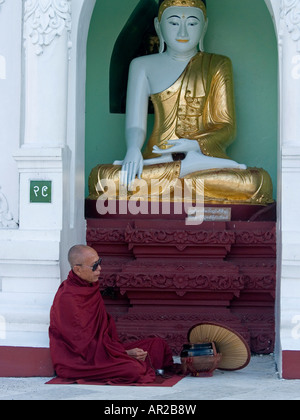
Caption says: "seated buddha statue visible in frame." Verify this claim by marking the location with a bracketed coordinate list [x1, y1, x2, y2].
[88, 0, 273, 205]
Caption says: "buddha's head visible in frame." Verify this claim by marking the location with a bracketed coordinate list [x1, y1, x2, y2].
[155, 0, 208, 53]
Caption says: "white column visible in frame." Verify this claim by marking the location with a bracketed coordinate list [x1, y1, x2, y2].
[15, 0, 72, 233]
[0, 0, 22, 225]
[15, 0, 72, 232]
[276, 0, 300, 376]
[280, 2, 300, 146]
[23, 0, 71, 147]
[0, 0, 72, 350]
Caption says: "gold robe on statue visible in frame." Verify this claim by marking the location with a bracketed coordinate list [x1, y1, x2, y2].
[88, 52, 273, 205]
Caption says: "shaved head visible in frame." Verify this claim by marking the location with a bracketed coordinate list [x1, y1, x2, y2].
[68, 245, 97, 268]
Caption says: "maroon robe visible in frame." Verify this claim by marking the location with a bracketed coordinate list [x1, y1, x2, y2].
[49, 270, 173, 384]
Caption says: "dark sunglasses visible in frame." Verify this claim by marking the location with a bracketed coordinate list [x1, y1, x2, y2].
[75, 257, 102, 272]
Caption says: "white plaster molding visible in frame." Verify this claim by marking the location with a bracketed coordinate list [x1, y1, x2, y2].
[14, 147, 66, 172]
[24, 0, 71, 56]
[280, 0, 300, 51]
[0, 187, 18, 229]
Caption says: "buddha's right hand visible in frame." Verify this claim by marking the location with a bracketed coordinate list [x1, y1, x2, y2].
[153, 139, 201, 154]
[120, 147, 143, 188]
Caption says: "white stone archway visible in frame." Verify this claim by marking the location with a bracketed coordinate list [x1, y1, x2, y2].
[77, 0, 300, 378]
[0, 0, 300, 378]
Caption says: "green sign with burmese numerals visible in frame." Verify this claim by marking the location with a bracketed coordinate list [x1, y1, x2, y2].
[30, 181, 52, 203]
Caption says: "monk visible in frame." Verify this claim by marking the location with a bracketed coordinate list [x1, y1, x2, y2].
[48, 245, 174, 384]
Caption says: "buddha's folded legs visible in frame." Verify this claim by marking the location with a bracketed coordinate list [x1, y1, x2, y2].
[184, 167, 274, 204]
[88, 163, 273, 205]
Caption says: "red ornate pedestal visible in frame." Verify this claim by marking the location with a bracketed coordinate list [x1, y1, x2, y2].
[86, 200, 276, 355]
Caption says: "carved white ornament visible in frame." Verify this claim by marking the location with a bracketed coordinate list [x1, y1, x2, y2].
[24, 0, 71, 56]
[0, 188, 17, 229]
[281, 0, 300, 51]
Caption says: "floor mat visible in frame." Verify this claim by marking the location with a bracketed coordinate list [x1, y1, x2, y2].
[46, 374, 184, 387]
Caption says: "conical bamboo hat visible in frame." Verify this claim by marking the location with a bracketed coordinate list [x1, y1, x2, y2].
[188, 322, 251, 371]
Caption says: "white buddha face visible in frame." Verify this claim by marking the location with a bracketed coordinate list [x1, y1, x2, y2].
[158, 6, 206, 53]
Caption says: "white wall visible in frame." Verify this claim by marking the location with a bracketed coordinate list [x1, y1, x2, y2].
[0, 0, 22, 224]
